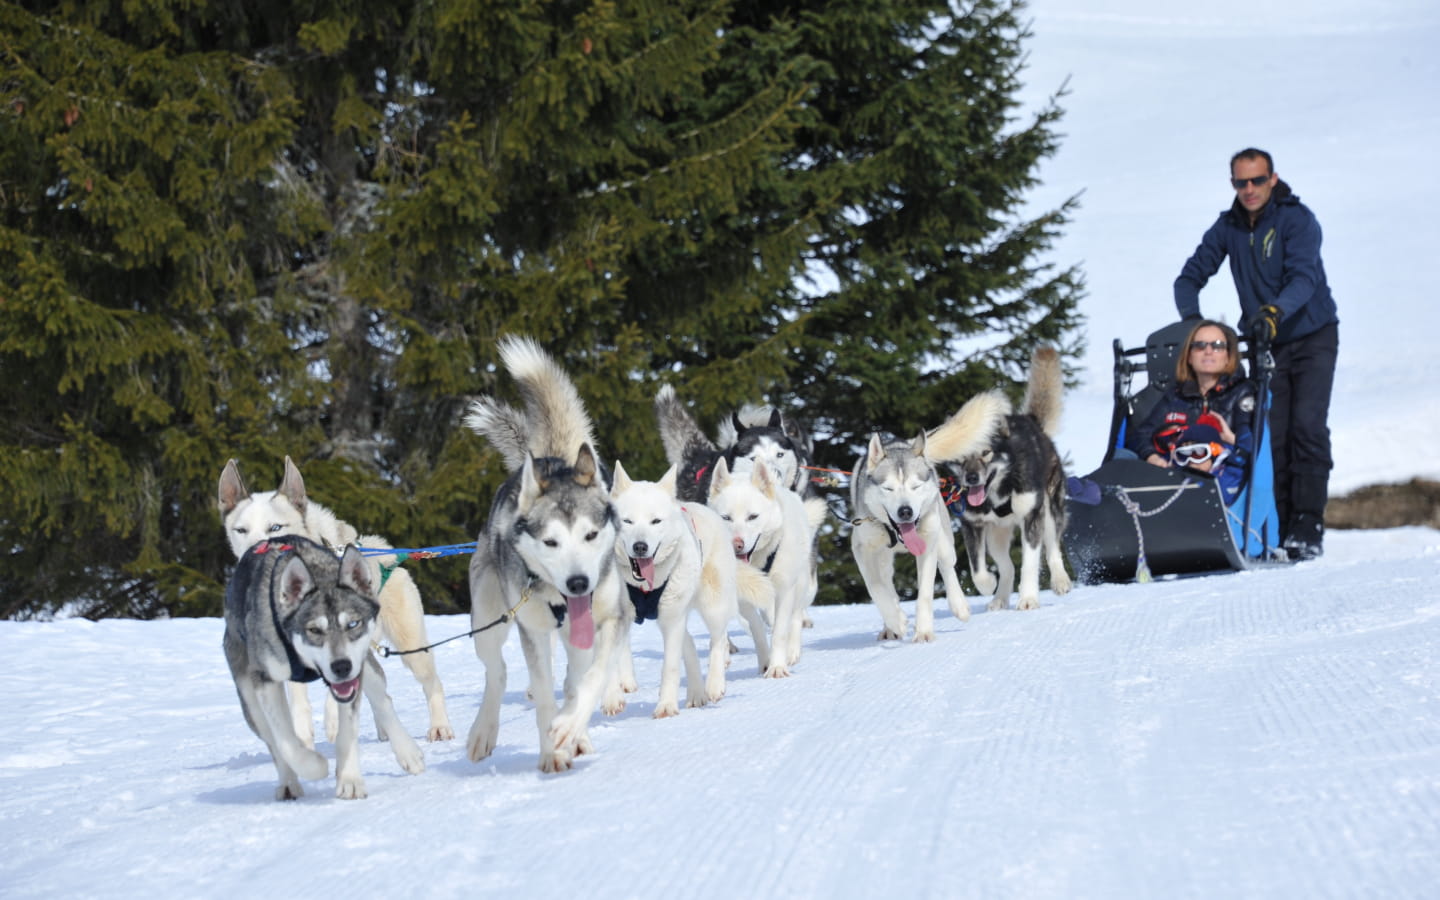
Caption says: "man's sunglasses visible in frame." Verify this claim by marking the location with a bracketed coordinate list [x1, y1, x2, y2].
[1190, 340, 1229, 352]
[1231, 175, 1271, 189]
[1171, 442, 1222, 466]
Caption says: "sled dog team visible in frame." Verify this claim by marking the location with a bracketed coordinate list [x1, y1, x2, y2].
[219, 336, 1071, 800]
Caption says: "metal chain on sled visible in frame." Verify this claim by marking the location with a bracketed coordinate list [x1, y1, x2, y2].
[1113, 482, 1193, 584]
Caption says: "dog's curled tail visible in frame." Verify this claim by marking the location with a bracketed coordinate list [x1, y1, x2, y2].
[1022, 345, 1065, 437]
[464, 396, 531, 472]
[654, 383, 717, 469]
[497, 334, 600, 462]
[925, 390, 1012, 462]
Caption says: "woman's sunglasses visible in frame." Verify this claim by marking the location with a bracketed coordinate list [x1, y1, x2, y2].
[1189, 340, 1229, 352]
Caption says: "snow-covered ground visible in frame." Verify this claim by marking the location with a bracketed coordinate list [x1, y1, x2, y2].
[3, 527, 1438, 898]
[4, 3, 1439, 898]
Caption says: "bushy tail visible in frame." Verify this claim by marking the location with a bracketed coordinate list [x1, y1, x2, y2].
[463, 397, 530, 471]
[465, 335, 598, 469]
[654, 384, 717, 469]
[735, 561, 775, 619]
[924, 390, 1011, 462]
[1022, 345, 1065, 437]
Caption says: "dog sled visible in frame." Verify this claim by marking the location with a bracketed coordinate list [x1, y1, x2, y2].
[1064, 320, 1288, 584]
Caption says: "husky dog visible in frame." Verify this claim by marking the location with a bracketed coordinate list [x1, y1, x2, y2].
[655, 384, 814, 502]
[223, 536, 425, 800]
[218, 457, 453, 744]
[463, 335, 627, 772]
[716, 402, 816, 496]
[609, 461, 775, 716]
[850, 431, 972, 642]
[940, 346, 1073, 611]
[705, 456, 823, 678]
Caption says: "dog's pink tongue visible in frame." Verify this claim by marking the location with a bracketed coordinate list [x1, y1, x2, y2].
[966, 485, 987, 507]
[897, 521, 927, 556]
[633, 556, 656, 589]
[566, 594, 595, 649]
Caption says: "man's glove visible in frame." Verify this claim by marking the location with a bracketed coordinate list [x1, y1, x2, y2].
[1249, 304, 1280, 347]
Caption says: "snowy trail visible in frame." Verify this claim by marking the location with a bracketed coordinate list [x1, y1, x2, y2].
[2, 528, 1438, 898]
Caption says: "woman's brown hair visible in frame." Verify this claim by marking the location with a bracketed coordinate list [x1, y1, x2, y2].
[1174, 319, 1240, 384]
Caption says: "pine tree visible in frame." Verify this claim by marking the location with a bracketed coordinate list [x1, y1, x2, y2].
[1, 0, 1081, 617]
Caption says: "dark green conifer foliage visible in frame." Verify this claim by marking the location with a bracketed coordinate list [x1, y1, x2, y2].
[1, 0, 1080, 618]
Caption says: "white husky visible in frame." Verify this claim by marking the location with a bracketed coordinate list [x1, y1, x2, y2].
[609, 462, 775, 716]
[218, 457, 453, 745]
[850, 431, 969, 642]
[706, 457, 823, 678]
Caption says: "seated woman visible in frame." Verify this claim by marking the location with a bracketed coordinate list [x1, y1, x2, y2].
[1124, 319, 1257, 504]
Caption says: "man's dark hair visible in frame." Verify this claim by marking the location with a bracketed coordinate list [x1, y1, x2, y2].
[1230, 147, 1274, 174]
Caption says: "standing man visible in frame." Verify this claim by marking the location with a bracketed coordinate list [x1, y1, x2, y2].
[1174, 147, 1338, 561]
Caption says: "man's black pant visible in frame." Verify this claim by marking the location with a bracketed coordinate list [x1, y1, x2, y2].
[1266, 322, 1338, 541]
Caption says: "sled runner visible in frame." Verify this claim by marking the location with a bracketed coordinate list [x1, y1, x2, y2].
[1064, 320, 1287, 584]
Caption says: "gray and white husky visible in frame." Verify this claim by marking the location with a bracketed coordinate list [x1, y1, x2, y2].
[609, 461, 775, 715]
[850, 431, 971, 642]
[218, 457, 454, 744]
[222, 536, 425, 800]
[939, 346, 1073, 611]
[463, 335, 627, 772]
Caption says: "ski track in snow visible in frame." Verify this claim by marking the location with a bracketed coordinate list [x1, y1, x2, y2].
[1, 529, 1438, 898]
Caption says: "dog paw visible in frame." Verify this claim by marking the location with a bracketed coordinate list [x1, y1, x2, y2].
[913, 630, 936, 643]
[393, 743, 425, 775]
[1017, 594, 1039, 611]
[538, 749, 574, 773]
[877, 627, 905, 641]
[275, 780, 304, 801]
[428, 723, 455, 742]
[705, 679, 726, 705]
[548, 712, 589, 757]
[653, 701, 681, 719]
[1051, 572, 1073, 595]
[762, 661, 792, 679]
[601, 696, 627, 717]
[465, 724, 498, 763]
[335, 777, 368, 800]
[620, 677, 639, 694]
[987, 597, 1010, 612]
[972, 572, 998, 595]
[948, 599, 972, 622]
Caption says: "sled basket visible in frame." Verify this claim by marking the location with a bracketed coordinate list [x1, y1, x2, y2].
[1064, 320, 1287, 584]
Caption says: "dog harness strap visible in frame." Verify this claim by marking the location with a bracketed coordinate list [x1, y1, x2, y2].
[626, 580, 668, 624]
[762, 548, 779, 574]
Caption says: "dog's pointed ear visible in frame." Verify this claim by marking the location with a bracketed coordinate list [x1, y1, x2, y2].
[518, 454, 546, 512]
[767, 408, 783, 429]
[708, 456, 732, 501]
[750, 459, 777, 498]
[912, 429, 928, 458]
[611, 459, 631, 494]
[278, 554, 315, 615]
[658, 465, 678, 497]
[218, 459, 249, 517]
[337, 545, 376, 599]
[865, 433, 886, 472]
[279, 456, 308, 515]
[572, 443, 600, 488]
[731, 410, 747, 434]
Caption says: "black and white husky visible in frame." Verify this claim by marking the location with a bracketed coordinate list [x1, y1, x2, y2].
[463, 335, 627, 772]
[938, 346, 1073, 611]
[654, 385, 815, 501]
[222, 536, 425, 800]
